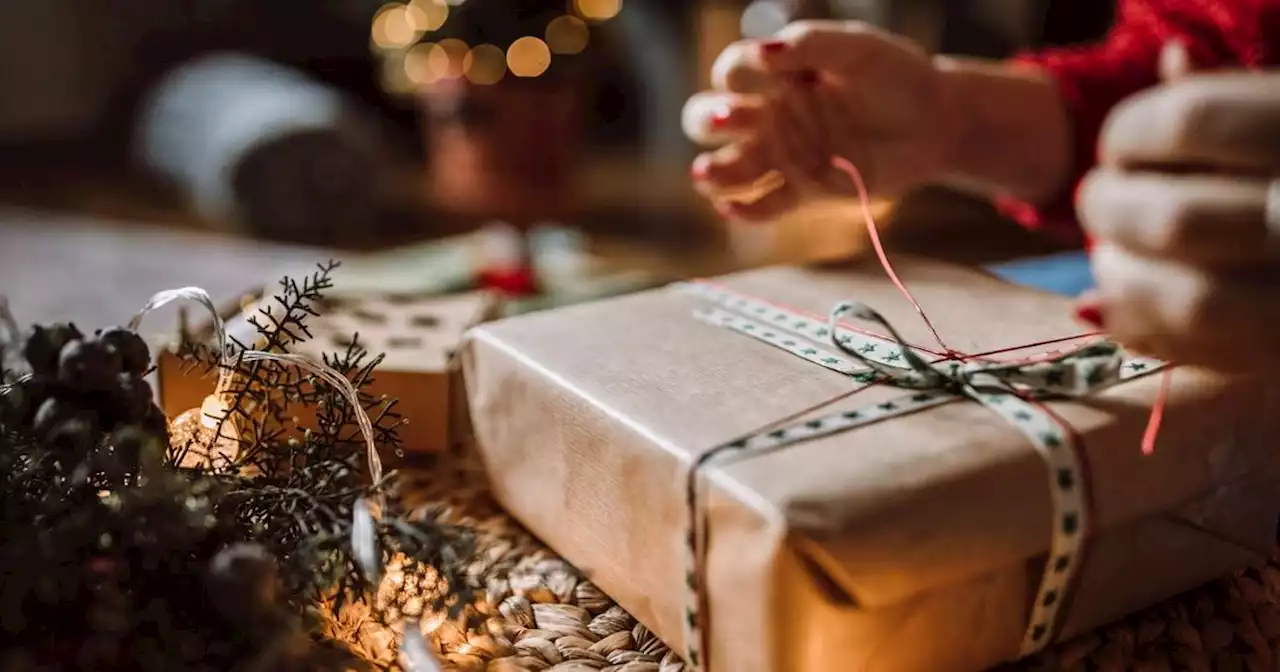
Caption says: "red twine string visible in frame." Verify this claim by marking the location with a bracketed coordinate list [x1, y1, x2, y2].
[1142, 370, 1173, 455]
[826, 155, 1169, 456]
[831, 156, 959, 358]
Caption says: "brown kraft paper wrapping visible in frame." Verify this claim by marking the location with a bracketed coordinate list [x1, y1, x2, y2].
[461, 257, 1280, 671]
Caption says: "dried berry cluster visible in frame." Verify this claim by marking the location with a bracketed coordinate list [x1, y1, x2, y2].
[0, 263, 474, 671]
[2, 324, 167, 486]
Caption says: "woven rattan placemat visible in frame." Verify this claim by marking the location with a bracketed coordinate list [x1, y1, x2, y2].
[367, 452, 1280, 672]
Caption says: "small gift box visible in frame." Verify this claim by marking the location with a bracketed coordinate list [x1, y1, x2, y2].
[461, 256, 1280, 671]
[157, 290, 497, 454]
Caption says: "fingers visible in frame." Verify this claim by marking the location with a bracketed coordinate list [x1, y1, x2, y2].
[1088, 242, 1280, 369]
[1077, 168, 1273, 264]
[711, 39, 775, 94]
[682, 91, 767, 146]
[767, 79, 828, 187]
[1088, 68, 1280, 370]
[717, 182, 801, 222]
[691, 139, 800, 222]
[692, 141, 791, 200]
[763, 20, 897, 75]
[710, 20, 890, 93]
[1101, 73, 1280, 172]
[692, 142, 767, 196]
[1157, 39, 1192, 83]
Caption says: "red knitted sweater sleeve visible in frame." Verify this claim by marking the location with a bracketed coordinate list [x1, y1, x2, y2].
[995, 0, 1265, 240]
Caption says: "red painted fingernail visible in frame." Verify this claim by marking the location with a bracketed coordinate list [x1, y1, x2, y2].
[690, 161, 709, 180]
[761, 40, 787, 54]
[793, 69, 820, 86]
[1074, 304, 1106, 329]
[715, 201, 740, 219]
[478, 266, 540, 296]
[709, 105, 733, 129]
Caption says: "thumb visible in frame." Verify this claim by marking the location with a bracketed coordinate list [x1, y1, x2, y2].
[1158, 39, 1194, 82]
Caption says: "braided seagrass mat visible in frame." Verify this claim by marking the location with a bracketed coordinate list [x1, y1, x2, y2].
[345, 448, 1280, 672]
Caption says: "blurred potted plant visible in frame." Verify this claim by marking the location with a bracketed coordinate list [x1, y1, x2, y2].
[374, 0, 610, 292]
[412, 1, 592, 219]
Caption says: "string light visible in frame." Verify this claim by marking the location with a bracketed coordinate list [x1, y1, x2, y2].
[404, 42, 439, 85]
[408, 0, 449, 31]
[381, 50, 416, 93]
[170, 392, 241, 469]
[573, 0, 623, 22]
[463, 44, 507, 85]
[506, 36, 551, 78]
[371, 3, 423, 50]
[403, 3, 430, 31]
[372, 0, 624, 87]
[545, 15, 590, 55]
[433, 38, 470, 79]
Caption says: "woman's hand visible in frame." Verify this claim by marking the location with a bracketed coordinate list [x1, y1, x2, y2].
[682, 21, 958, 221]
[1076, 71, 1280, 370]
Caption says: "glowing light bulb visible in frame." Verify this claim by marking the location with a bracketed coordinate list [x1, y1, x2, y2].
[371, 3, 422, 50]
[506, 37, 551, 78]
[420, 38, 470, 80]
[463, 44, 506, 85]
[546, 15, 589, 55]
[170, 394, 241, 469]
[405, 42, 440, 85]
[573, 0, 622, 21]
[382, 50, 416, 94]
[409, 0, 448, 30]
[403, 3, 430, 32]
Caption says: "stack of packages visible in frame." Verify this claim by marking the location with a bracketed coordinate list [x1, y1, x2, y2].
[460, 255, 1280, 670]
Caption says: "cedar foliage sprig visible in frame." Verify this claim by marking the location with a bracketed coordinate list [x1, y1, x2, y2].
[0, 263, 474, 670]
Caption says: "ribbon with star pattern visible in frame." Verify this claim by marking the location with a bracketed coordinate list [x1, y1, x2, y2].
[674, 279, 1164, 671]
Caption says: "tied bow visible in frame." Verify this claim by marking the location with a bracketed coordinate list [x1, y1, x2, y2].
[829, 300, 1129, 400]
[679, 284, 1166, 671]
[678, 153, 1169, 672]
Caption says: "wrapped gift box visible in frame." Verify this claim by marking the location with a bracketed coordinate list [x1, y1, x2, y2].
[461, 257, 1280, 671]
[157, 290, 497, 454]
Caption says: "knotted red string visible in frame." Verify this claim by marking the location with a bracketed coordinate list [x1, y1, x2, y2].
[827, 155, 1169, 455]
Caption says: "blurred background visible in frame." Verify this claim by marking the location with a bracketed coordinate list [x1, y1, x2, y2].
[0, 0, 1115, 324]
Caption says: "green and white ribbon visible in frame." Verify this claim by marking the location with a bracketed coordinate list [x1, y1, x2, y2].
[675, 280, 1164, 670]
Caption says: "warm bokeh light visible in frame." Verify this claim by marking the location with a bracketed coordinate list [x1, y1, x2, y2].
[573, 0, 622, 21]
[430, 38, 470, 79]
[371, 4, 421, 49]
[404, 42, 439, 85]
[381, 50, 415, 93]
[506, 36, 552, 78]
[545, 15, 590, 55]
[463, 44, 506, 85]
[403, 3, 430, 32]
[409, 0, 449, 31]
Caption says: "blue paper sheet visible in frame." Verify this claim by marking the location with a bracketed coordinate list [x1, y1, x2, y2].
[985, 250, 1094, 298]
